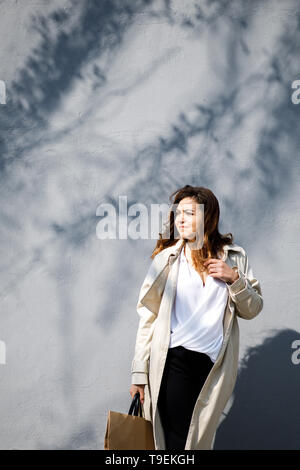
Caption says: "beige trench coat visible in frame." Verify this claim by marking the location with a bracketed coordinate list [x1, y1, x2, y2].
[131, 238, 263, 450]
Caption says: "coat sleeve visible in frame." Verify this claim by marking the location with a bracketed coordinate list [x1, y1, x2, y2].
[131, 258, 161, 385]
[226, 250, 263, 320]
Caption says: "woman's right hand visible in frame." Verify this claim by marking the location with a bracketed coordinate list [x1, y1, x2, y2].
[130, 384, 145, 404]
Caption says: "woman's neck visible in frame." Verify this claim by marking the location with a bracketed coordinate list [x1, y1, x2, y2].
[184, 240, 196, 258]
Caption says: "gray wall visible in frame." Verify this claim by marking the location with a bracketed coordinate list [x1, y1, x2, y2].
[0, 0, 299, 449]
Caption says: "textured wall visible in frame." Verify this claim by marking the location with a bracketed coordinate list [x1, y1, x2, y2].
[0, 0, 299, 449]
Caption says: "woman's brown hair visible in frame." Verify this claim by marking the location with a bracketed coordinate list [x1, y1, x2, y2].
[150, 185, 234, 275]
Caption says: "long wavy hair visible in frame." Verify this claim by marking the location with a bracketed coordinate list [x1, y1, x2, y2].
[151, 185, 234, 275]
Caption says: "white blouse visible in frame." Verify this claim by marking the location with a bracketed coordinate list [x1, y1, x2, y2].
[169, 247, 228, 363]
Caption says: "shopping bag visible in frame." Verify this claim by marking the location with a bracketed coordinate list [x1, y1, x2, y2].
[104, 392, 155, 450]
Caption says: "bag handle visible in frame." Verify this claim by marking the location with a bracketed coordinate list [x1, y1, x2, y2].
[128, 392, 143, 417]
[128, 392, 142, 417]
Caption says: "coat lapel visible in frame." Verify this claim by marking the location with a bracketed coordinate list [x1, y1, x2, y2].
[140, 239, 184, 314]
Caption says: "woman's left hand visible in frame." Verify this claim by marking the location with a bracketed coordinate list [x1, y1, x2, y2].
[203, 258, 239, 284]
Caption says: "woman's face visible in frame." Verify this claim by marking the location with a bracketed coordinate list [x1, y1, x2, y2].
[174, 197, 204, 244]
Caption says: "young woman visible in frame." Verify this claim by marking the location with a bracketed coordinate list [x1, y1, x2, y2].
[129, 185, 263, 450]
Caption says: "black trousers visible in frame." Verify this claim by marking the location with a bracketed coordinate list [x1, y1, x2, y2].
[157, 345, 214, 450]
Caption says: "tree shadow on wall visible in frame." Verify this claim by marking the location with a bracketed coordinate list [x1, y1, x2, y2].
[214, 329, 300, 449]
[130, 2, 300, 252]
[0, 0, 155, 171]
